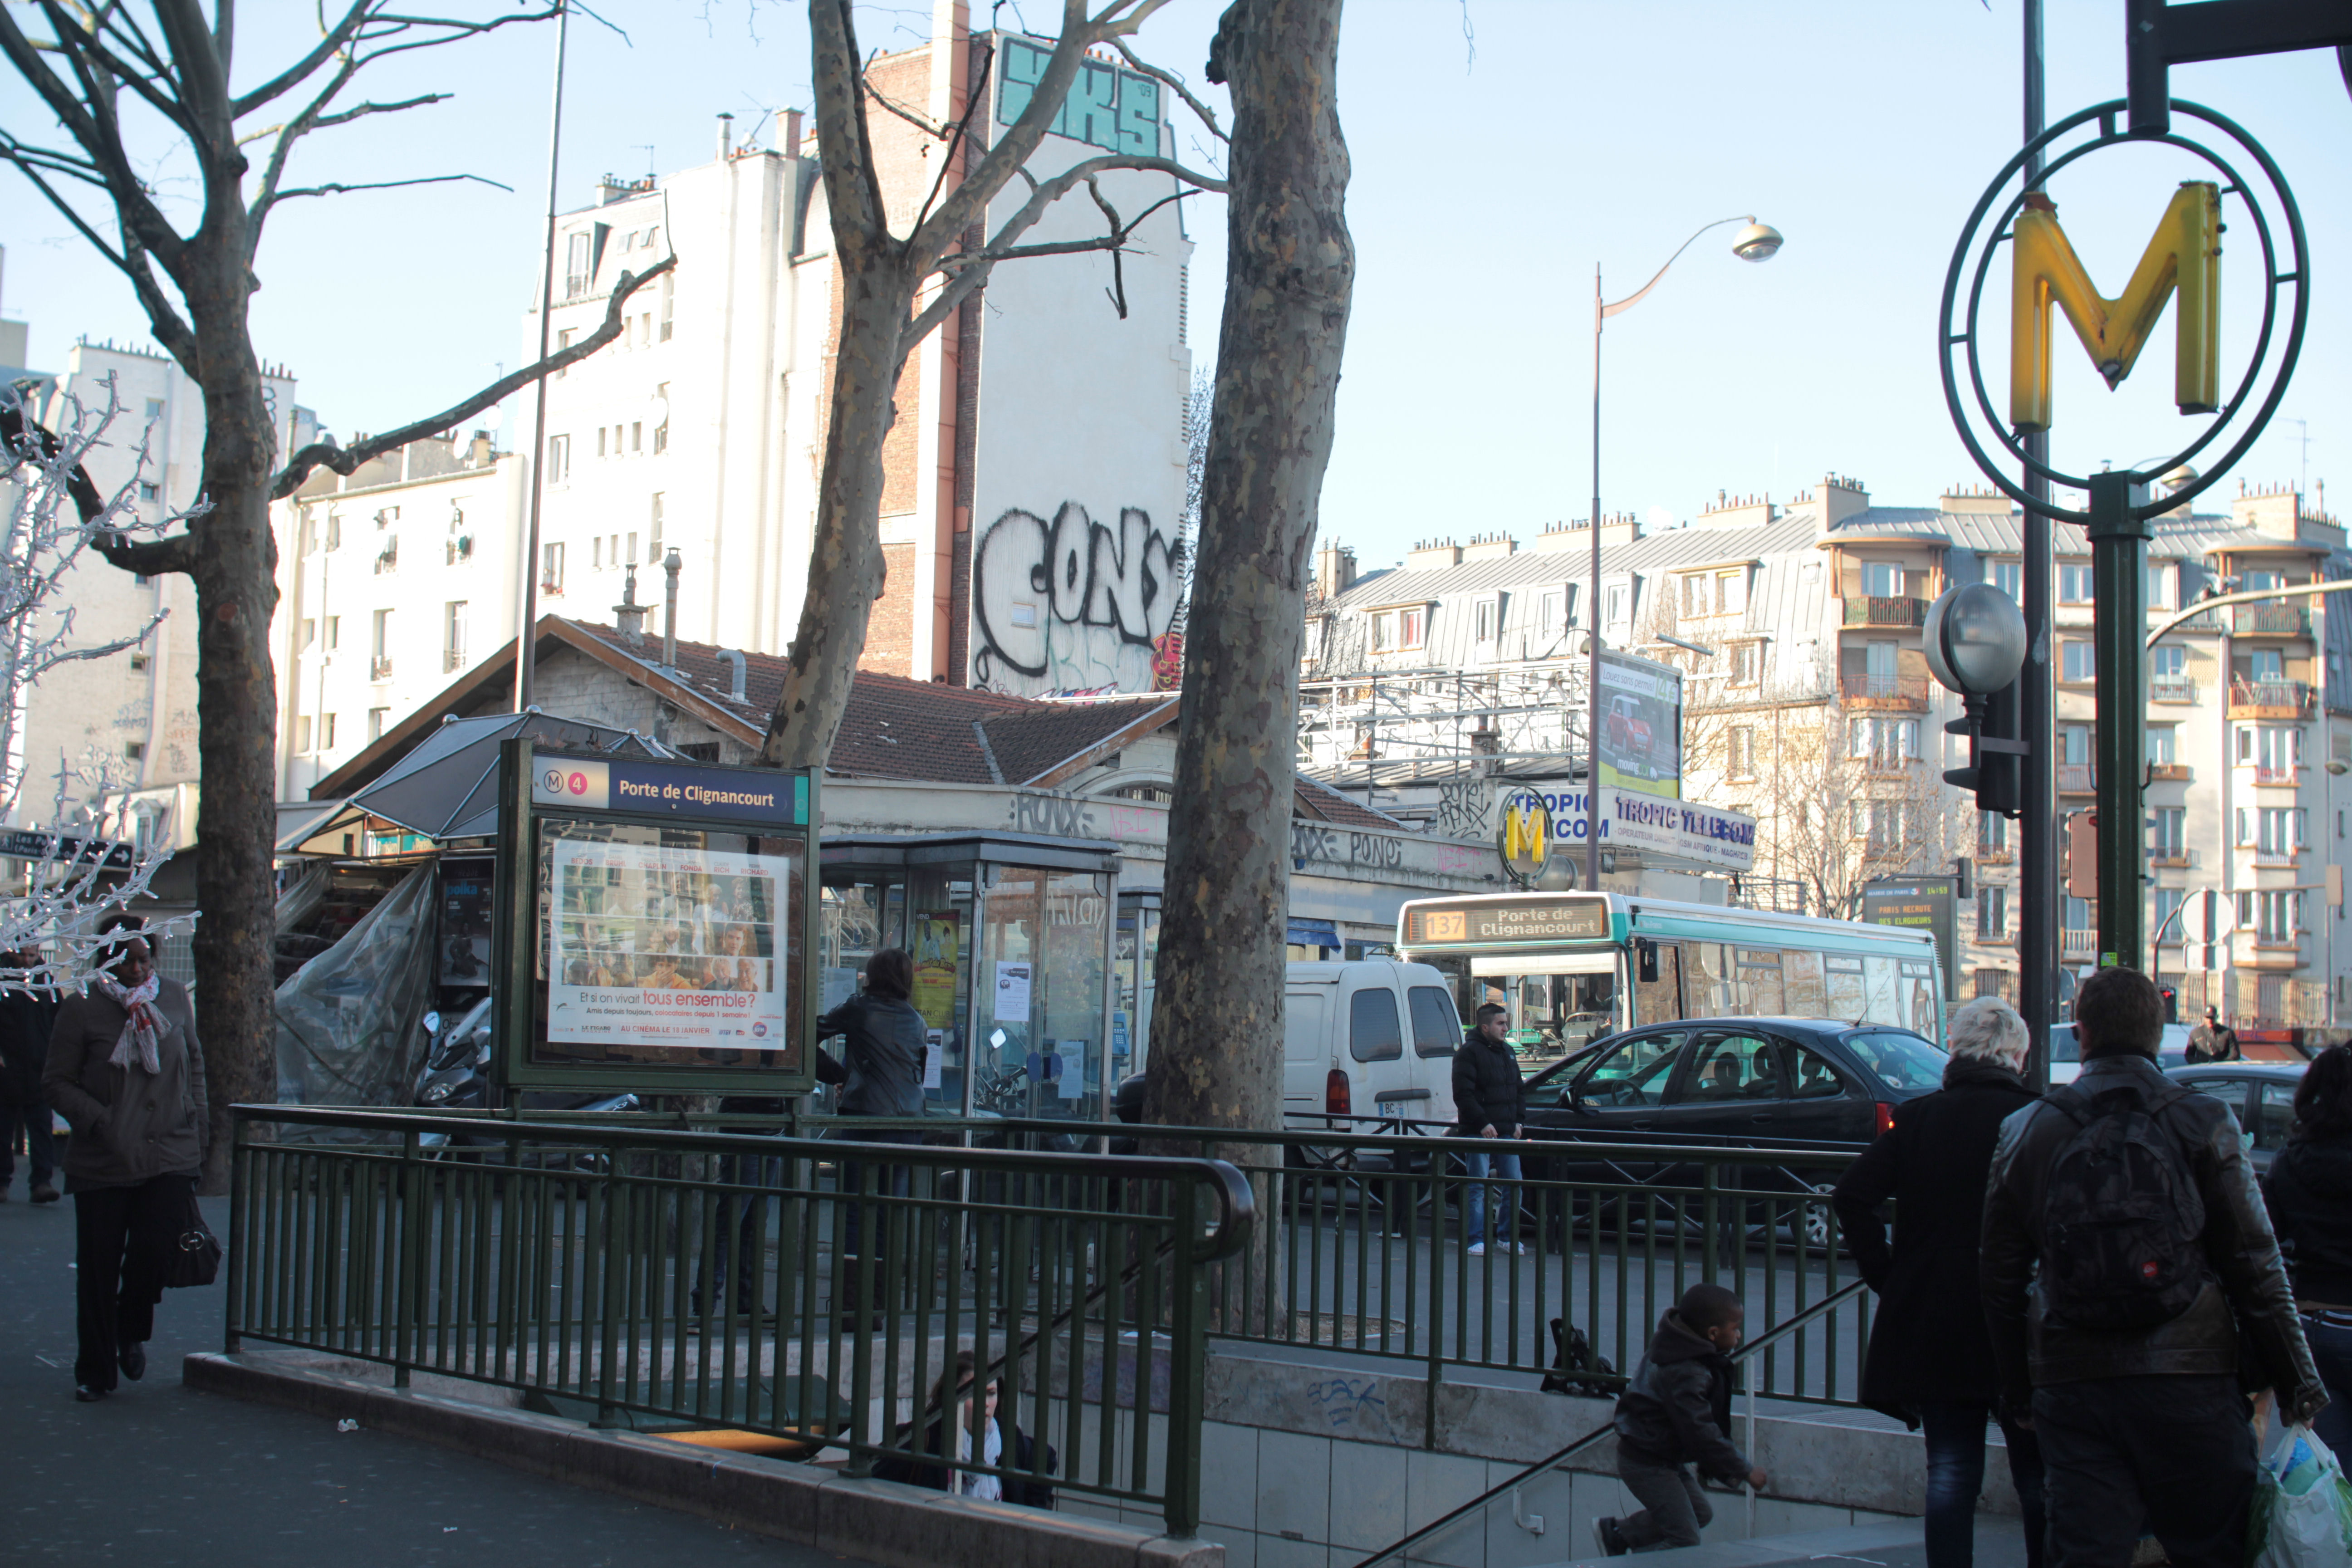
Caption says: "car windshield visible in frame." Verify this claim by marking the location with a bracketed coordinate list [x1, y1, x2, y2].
[1842, 1029, 1948, 1091]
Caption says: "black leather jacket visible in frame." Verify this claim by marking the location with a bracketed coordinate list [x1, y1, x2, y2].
[1611, 1311, 1749, 1484]
[1980, 1052, 2324, 1421]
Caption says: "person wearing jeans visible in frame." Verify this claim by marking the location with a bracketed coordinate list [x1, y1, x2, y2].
[2263, 1044, 2352, 1472]
[1451, 1003, 1526, 1257]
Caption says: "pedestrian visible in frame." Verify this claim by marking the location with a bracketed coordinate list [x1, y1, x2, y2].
[0, 946, 61, 1204]
[1831, 996, 2045, 1568]
[1452, 1001, 1526, 1257]
[2261, 1043, 2352, 1473]
[1982, 965, 2324, 1568]
[2185, 1005, 2240, 1064]
[41, 922, 206, 1402]
[817, 948, 927, 1317]
[1592, 1282, 1768, 1555]
[872, 1349, 1058, 1507]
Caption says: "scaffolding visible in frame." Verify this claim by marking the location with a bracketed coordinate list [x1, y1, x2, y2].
[1296, 659, 1596, 793]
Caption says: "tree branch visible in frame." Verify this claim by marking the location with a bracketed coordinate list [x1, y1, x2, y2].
[270, 255, 675, 499]
[228, 0, 377, 117]
[932, 186, 1197, 272]
[267, 170, 514, 204]
[1109, 38, 1226, 143]
[863, 71, 946, 140]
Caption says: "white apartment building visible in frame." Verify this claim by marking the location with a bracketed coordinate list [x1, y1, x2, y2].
[1303, 474, 2352, 1028]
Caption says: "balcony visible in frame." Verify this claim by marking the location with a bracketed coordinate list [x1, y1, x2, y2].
[1843, 596, 1927, 629]
[369, 655, 394, 681]
[2061, 930, 2100, 959]
[444, 648, 468, 673]
[2149, 854, 2190, 869]
[2251, 848, 2302, 867]
[2151, 675, 2200, 703]
[2147, 762, 2191, 782]
[2231, 603, 2310, 637]
[2251, 764, 2300, 786]
[1976, 844, 2015, 865]
[2230, 679, 2314, 717]
[1840, 672, 1929, 710]
[2058, 764, 2096, 794]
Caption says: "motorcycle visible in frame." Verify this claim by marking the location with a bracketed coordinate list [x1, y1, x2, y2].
[412, 995, 641, 1162]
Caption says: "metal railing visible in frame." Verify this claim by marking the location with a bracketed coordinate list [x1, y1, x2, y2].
[225, 1106, 1254, 1536]
[2152, 675, 2200, 702]
[2058, 763, 2096, 793]
[1841, 597, 1926, 628]
[1838, 672, 1928, 707]
[2233, 679, 2313, 712]
[2232, 604, 2310, 637]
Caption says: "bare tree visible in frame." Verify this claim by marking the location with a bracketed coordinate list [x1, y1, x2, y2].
[1145, 0, 1352, 1161]
[0, 1, 668, 1188]
[756, 0, 1226, 767]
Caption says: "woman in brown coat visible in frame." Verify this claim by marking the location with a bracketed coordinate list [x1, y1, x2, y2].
[41, 928, 205, 1401]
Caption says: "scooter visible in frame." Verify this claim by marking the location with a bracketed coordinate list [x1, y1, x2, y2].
[413, 995, 640, 1160]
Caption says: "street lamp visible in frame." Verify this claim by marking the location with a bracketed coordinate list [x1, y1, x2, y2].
[1585, 216, 1783, 891]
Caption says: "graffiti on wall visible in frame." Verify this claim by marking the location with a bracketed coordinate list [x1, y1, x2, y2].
[972, 502, 1186, 696]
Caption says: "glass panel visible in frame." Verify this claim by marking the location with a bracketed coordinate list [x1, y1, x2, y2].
[1824, 954, 1867, 1021]
[1861, 956, 1903, 1028]
[2257, 1082, 2298, 1150]
[1113, 901, 1159, 1088]
[1349, 988, 1403, 1062]
[974, 865, 1040, 1113]
[1578, 1032, 1683, 1107]
[907, 867, 973, 1111]
[1672, 1033, 1781, 1103]
[1740, 949, 1787, 1016]
[2187, 1077, 2250, 1136]
[1038, 868, 1108, 1117]
[1788, 1044, 1845, 1098]
[1408, 986, 1460, 1058]
[1842, 1030, 1948, 1092]
[1784, 950, 1827, 1016]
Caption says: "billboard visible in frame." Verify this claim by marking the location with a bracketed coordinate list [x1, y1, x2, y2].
[1861, 875, 1960, 1002]
[1595, 650, 1681, 799]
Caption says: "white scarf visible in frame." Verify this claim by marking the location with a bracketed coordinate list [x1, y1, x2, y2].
[952, 1414, 1004, 1500]
[95, 973, 165, 1075]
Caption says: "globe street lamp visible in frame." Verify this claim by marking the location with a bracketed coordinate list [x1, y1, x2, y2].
[1586, 216, 1783, 891]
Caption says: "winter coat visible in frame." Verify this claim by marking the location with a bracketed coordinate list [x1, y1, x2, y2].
[0, 988, 56, 1106]
[2186, 1023, 2240, 1064]
[1830, 1055, 2039, 1423]
[1981, 1051, 2323, 1418]
[42, 978, 206, 1191]
[1452, 1030, 1526, 1137]
[816, 992, 927, 1118]
[1611, 1310, 1750, 1485]
[871, 1415, 1057, 1508]
[2265, 1128, 2352, 1307]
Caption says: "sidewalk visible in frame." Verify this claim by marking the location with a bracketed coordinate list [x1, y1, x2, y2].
[1538, 1515, 2032, 1568]
[0, 1188, 864, 1566]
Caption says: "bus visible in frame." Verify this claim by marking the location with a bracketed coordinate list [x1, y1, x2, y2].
[1396, 892, 1946, 1079]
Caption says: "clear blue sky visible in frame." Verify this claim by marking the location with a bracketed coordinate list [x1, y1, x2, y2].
[3, 1, 2345, 571]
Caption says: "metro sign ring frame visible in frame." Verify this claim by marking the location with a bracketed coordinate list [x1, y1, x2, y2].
[1938, 98, 2308, 525]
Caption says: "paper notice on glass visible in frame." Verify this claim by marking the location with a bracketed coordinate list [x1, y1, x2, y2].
[923, 1029, 944, 1090]
[1055, 1040, 1086, 1099]
[992, 961, 1032, 1022]
[821, 966, 859, 1015]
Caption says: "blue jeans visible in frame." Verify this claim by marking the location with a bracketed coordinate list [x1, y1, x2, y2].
[1464, 1146, 1521, 1246]
[1919, 1401, 2045, 1568]
[2303, 1315, 2352, 1475]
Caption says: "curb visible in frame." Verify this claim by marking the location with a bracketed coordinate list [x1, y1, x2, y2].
[183, 1352, 1218, 1568]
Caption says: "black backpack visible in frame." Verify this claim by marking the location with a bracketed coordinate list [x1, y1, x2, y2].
[2037, 1083, 2208, 1332]
[1539, 1317, 1617, 1397]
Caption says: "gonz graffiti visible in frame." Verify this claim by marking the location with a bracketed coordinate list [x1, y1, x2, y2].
[972, 502, 1186, 693]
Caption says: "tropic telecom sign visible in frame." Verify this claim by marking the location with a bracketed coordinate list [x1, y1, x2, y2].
[1503, 780, 1755, 873]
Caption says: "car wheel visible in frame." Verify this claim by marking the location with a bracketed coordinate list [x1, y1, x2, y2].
[1794, 1182, 1838, 1252]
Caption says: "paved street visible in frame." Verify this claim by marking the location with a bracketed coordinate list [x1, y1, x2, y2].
[0, 1188, 871, 1567]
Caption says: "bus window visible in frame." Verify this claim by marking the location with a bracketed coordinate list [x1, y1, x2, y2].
[1784, 950, 1826, 1016]
[1690, 943, 1729, 1016]
[1825, 954, 1867, 1021]
[1862, 956, 1903, 1029]
[1739, 949, 1786, 1015]
[1901, 960, 1938, 1038]
[1635, 941, 1684, 1025]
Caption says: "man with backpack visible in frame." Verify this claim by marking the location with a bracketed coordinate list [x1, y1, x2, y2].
[1981, 965, 2325, 1567]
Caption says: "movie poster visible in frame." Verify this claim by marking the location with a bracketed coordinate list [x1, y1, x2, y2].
[544, 838, 791, 1050]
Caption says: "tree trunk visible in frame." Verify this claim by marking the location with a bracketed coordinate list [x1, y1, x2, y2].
[1146, 0, 1351, 1335]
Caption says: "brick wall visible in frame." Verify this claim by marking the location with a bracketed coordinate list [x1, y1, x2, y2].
[862, 542, 917, 676]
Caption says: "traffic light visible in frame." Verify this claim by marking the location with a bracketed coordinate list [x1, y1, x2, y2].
[1943, 677, 2025, 817]
[2065, 810, 2098, 900]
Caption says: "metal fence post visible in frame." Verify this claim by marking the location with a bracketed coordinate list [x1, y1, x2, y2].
[598, 1145, 627, 1424]
[225, 1113, 247, 1355]
[1164, 1173, 1208, 1540]
[397, 1129, 421, 1387]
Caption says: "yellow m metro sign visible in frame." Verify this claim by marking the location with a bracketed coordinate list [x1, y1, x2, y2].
[1498, 791, 1551, 882]
[2009, 182, 2220, 433]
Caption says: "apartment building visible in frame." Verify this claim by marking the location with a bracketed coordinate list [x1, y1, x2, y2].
[1302, 474, 2352, 1026]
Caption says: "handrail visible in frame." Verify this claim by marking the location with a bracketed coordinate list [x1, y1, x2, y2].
[1344, 1278, 1872, 1568]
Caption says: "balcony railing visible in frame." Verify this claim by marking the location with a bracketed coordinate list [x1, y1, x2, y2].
[2231, 679, 2314, 714]
[2253, 848, 2302, 867]
[2058, 763, 2096, 793]
[1840, 672, 1929, 709]
[444, 648, 468, 673]
[2061, 930, 2100, 958]
[2252, 764, 2300, 785]
[2147, 762, 2191, 782]
[369, 655, 394, 681]
[1842, 596, 1927, 628]
[2231, 603, 2310, 637]
[2151, 675, 2199, 703]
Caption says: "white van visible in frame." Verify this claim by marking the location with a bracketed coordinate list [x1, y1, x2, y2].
[1283, 960, 1462, 1129]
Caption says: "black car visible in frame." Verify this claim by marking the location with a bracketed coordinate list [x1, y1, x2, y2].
[1512, 1018, 1952, 1249]
[2165, 1061, 2309, 1176]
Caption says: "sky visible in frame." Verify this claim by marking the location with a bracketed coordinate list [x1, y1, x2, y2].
[2, 1, 2347, 576]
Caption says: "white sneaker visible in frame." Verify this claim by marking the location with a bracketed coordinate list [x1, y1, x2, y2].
[1511, 1242, 1530, 1256]
[1466, 1241, 1486, 1257]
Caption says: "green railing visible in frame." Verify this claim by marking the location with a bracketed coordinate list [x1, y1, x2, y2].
[225, 1106, 1254, 1536]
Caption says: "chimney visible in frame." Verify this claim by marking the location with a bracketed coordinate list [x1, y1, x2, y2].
[613, 563, 647, 647]
[715, 112, 735, 161]
[1315, 540, 1356, 600]
[717, 649, 747, 701]
[1817, 473, 1870, 528]
[662, 548, 682, 668]
[467, 429, 493, 467]
[783, 109, 804, 162]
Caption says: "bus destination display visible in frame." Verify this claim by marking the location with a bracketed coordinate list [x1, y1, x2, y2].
[1406, 897, 1610, 946]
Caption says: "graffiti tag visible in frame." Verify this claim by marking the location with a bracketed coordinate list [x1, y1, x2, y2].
[972, 502, 1186, 692]
[1290, 822, 1338, 866]
[1304, 1376, 1387, 1428]
[1010, 792, 1094, 838]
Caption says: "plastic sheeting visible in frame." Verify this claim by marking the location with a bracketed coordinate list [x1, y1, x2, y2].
[273, 865, 436, 1138]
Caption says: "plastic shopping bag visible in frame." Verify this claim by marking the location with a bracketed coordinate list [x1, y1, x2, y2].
[2250, 1423, 2352, 1568]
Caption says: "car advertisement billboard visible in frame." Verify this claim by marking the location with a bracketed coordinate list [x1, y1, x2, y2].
[1595, 650, 1681, 799]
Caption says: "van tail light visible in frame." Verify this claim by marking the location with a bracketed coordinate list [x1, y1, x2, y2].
[1874, 1102, 1896, 1138]
[1326, 1069, 1352, 1117]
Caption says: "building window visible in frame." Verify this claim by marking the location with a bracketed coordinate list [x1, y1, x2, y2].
[2238, 806, 2306, 854]
[631, 421, 642, 452]
[1981, 810, 2009, 851]
[1729, 642, 1760, 685]
[129, 652, 149, 672]
[1862, 561, 1905, 598]
[369, 707, 390, 741]
[1978, 885, 2008, 938]
[1474, 598, 1500, 644]
[2150, 808, 2185, 856]
[596, 427, 607, 458]
[2063, 724, 2092, 765]
[659, 273, 675, 341]
[124, 740, 145, 763]
[1682, 574, 1713, 616]
[542, 542, 566, 595]
[445, 601, 468, 671]
[2148, 724, 2176, 764]
[325, 514, 341, 551]
[2059, 563, 2093, 603]
[2153, 644, 2187, 681]
[2237, 890, 2304, 943]
[1605, 584, 1629, 625]
[564, 231, 591, 298]
[1372, 608, 1426, 652]
[319, 713, 337, 751]
[1992, 560, 2021, 599]
[299, 618, 316, 652]
[323, 616, 339, 651]
[554, 328, 575, 377]
[2238, 725, 2301, 773]
[1729, 726, 1756, 780]
[547, 434, 570, 482]
[627, 530, 639, 565]
[1850, 799, 1911, 851]
[2060, 640, 2095, 683]
[592, 535, 603, 569]
[649, 493, 665, 557]
[2063, 895, 2092, 931]
[2154, 887, 2186, 941]
[1717, 569, 1749, 615]
[371, 609, 394, 679]
[293, 715, 312, 754]
[2147, 561, 2176, 610]
[1848, 715, 1920, 768]
[608, 533, 621, 569]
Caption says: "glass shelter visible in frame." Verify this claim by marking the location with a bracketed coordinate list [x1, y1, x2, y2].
[819, 834, 1120, 1121]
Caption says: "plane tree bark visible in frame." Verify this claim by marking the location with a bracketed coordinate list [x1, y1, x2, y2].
[0, 1, 659, 1190]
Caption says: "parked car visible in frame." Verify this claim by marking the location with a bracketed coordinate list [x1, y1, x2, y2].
[2048, 1021, 2191, 1085]
[2166, 1060, 2310, 1176]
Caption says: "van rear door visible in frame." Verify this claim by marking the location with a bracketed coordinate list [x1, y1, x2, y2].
[1407, 983, 1461, 1128]
[1283, 987, 1333, 1116]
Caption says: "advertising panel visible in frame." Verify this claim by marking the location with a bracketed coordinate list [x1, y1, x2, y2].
[1491, 779, 1755, 871]
[1861, 875, 1959, 1002]
[544, 837, 791, 1051]
[1594, 651, 1682, 799]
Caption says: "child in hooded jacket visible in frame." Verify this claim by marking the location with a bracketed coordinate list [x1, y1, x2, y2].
[1592, 1283, 1769, 1554]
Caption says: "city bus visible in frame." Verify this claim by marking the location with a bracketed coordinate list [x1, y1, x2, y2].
[1396, 892, 1947, 1079]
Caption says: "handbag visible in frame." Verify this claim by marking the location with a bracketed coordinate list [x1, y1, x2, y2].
[159, 1184, 221, 1289]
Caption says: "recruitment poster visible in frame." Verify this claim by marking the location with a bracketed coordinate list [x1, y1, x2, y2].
[545, 838, 792, 1049]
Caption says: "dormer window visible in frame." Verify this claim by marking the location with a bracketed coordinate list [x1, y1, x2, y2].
[1474, 597, 1501, 644]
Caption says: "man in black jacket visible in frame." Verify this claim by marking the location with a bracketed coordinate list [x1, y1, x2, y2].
[1593, 1283, 1768, 1554]
[1982, 965, 2325, 1568]
[0, 950, 59, 1203]
[1451, 1003, 1525, 1256]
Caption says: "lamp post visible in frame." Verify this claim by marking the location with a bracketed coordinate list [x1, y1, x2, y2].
[1586, 216, 1783, 891]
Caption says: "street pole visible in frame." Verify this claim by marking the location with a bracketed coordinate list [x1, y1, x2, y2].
[2017, 0, 2059, 1088]
[1588, 265, 1604, 893]
[2091, 470, 2151, 970]
[513, 0, 570, 713]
